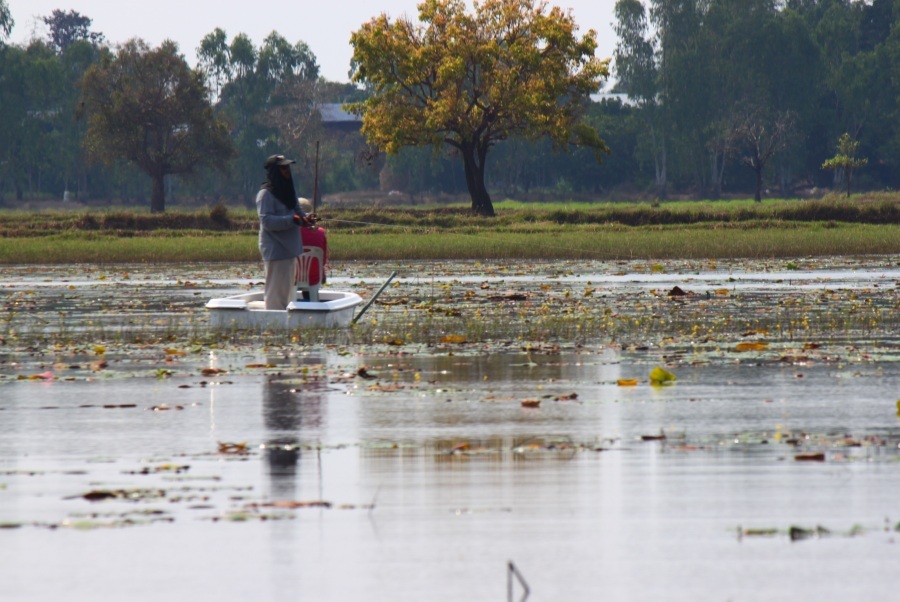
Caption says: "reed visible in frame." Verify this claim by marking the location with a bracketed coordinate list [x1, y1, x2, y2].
[1, 222, 899, 264]
[0, 234, 260, 264]
[2, 194, 900, 264]
[3, 193, 900, 236]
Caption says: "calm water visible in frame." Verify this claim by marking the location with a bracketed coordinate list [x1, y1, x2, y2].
[2, 261, 900, 601]
[2, 348, 900, 601]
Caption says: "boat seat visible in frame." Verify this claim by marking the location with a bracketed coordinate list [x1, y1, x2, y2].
[294, 246, 325, 302]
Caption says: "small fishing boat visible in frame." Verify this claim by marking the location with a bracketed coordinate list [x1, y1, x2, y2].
[206, 289, 363, 330]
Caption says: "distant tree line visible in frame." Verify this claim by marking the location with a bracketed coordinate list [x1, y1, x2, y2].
[0, 0, 897, 210]
[612, 0, 900, 200]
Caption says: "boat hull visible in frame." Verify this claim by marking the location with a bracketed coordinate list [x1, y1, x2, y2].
[206, 290, 363, 329]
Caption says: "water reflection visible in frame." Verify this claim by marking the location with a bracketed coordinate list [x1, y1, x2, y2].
[261, 362, 325, 500]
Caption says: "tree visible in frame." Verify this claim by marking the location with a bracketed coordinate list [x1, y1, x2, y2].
[201, 30, 322, 197]
[0, 44, 31, 200]
[56, 40, 105, 200]
[257, 31, 319, 83]
[0, 0, 12, 42]
[197, 28, 230, 102]
[349, 0, 609, 216]
[42, 10, 104, 54]
[80, 39, 235, 212]
[732, 105, 794, 202]
[614, 0, 666, 198]
[822, 132, 867, 197]
[0, 41, 71, 201]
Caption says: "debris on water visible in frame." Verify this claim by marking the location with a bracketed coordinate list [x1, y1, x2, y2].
[789, 525, 831, 541]
[440, 334, 468, 344]
[0, 522, 23, 529]
[20, 371, 54, 381]
[641, 430, 667, 441]
[736, 342, 769, 352]
[124, 464, 190, 475]
[357, 366, 378, 380]
[488, 292, 527, 301]
[77, 488, 167, 502]
[649, 366, 676, 385]
[217, 442, 250, 455]
[668, 286, 687, 297]
[246, 500, 332, 509]
[740, 523, 871, 541]
[740, 527, 778, 538]
[520, 399, 541, 408]
[795, 452, 826, 462]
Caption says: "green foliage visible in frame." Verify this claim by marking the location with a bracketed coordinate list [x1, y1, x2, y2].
[349, 0, 609, 216]
[822, 133, 868, 197]
[0, 0, 12, 41]
[79, 39, 235, 212]
[198, 29, 328, 200]
[42, 10, 104, 54]
[3, 2, 900, 206]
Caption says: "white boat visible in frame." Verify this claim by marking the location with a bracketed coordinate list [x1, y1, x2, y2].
[206, 289, 363, 329]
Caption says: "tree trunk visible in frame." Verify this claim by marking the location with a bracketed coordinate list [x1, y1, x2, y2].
[754, 166, 763, 203]
[460, 141, 495, 217]
[709, 150, 724, 199]
[151, 171, 166, 213]
[651, 127, 667, 201]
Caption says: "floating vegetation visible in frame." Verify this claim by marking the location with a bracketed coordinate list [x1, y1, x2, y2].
[3, 259, 900, 549]
[2, 259, 899, 358]
[738, 523, 879, 541]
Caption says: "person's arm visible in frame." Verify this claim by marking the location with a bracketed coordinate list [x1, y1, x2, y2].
[257, 190, 297, 231]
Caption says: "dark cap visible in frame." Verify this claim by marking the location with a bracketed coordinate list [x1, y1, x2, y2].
[264, 154, 296, 169]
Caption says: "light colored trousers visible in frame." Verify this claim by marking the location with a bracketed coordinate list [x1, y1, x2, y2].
[264, 258, 297, 309]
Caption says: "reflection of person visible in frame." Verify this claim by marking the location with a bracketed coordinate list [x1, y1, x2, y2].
[262, 372, 324, 500]
[257, 155, 310, 309]
[263, 377, 302, 490]
[297, 197, 328, 293]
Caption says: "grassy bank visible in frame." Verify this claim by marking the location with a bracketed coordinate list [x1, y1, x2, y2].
[1, 193, 899, 263]
[1, 223, 898, 263]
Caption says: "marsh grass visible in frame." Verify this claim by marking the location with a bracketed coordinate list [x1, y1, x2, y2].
[341, 223, 900, 260]
[0, 234, 260, 263]
[4, 276, 898, 355]
[1, 194, 900, 263]
[1, 223, 899, 263]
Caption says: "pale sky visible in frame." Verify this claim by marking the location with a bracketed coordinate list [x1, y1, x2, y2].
[5, 0, 619, 84]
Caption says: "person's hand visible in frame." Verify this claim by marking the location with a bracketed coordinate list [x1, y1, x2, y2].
[308, 213, 318, 225]
[292, 214, 302, 225]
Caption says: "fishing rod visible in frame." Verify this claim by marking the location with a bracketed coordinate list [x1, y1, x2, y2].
[312, 141, 320, 215]
[351, 270, 398, 325]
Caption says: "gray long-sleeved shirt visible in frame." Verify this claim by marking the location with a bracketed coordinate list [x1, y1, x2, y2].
[256, 189, 303, 261]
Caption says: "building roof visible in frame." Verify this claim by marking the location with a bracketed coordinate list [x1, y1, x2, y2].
[318, 103, 362, 125]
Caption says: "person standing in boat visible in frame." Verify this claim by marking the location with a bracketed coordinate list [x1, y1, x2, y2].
[257, 154, 312, 310]
[296, 197, 328, 298]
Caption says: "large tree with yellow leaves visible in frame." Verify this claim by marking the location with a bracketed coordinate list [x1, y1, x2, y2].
[349, 0, 609, 216]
